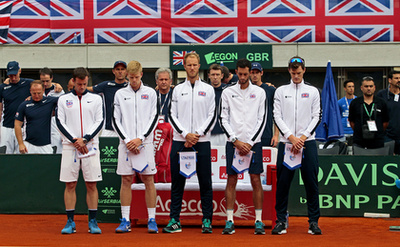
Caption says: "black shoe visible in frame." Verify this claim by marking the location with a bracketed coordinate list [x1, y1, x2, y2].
[271, 221, 287, 235]
[222, 220, 235, 235]
[308, 222, 322, 235]
[162, 218, 182, 233]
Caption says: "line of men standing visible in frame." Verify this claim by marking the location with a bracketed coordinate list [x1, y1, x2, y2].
[1, 54, 323, 236]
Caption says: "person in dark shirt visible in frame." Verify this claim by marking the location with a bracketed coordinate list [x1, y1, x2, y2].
[348, 76, 389, 149]
[377, 70, 400, 154]
[209, 64, 227, 146]
[250, 62, 279, 147]
[88, 60, 128, 136]
[0, 61, 33, 153]
[155, 67, 173, 122]
[14, 80, 58, 154]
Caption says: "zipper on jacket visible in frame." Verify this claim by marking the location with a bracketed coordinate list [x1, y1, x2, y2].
[135, 90, 138, 138]
[79, 95, 83, 138]
[295, 84, 298, 137]
[191, 84, 194, 133]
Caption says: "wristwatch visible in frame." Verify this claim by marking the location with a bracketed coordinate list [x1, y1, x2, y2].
[82, 138, 88, 144]
[230, 137, 238, 143]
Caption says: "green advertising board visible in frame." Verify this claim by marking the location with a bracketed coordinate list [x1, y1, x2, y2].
[170, 44, 272, 70]
[97, 137, 121, 223]
[288, 156, 400, 217]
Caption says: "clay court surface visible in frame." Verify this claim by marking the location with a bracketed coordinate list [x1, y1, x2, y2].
[1, 214, 400, 246]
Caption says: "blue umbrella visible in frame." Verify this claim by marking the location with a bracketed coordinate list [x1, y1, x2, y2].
[315, 61, 344, 141]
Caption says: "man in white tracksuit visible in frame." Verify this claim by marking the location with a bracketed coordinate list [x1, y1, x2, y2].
[163, 52, 216, 234]
[113, 61, 159, 234]
[220, 58, 267, 235]
[56, 67, 104, 235]
[272, 57, 322, 235]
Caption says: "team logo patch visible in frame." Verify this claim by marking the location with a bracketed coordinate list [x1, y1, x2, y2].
[15, 112, 19, 118]
[66, 100, 73, 108]
[198, 91, 206, 96]
[301, 93, 309, 98]
[250, 94, 256, 98]
[141, 94, 149, 99]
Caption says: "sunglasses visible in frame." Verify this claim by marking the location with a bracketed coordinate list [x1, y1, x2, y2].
[289, 58, 304, 64]
[362, 76, 374, 81]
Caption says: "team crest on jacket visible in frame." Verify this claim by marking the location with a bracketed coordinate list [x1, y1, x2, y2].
[250, 94, 256, 98]
[301, 93, 309, 98]
[141, 94, 149, 99]
[66, 100, 73, 108]
[198, 91, 206, 96]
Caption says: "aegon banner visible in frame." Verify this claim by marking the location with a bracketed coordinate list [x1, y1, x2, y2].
[170, 44, 272, 70]
[288, 156, 400, 217]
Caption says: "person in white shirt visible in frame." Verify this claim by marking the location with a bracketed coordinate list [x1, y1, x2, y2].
[163, 52, 216, 234]
[113, 61, 159, 234]
[272, 57, 322, 235]
[56, 67, 104, 235]
[220, 58, 267, 235]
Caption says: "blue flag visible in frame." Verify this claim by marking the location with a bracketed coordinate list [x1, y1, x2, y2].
[315, 61, 344, 141]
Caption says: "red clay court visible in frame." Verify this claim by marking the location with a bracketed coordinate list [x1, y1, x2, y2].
[0, 215, 400, 246]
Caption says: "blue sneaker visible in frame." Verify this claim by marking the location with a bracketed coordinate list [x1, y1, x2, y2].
[115, 218, 131, 233]
[254, 220, 265, 235]
[222, 220, 235, 235]
[61, 219, 76, 234]
[148, 218, 158, 233]
[88, 219, 102, 234]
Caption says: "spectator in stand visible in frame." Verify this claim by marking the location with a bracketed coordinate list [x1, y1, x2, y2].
[377, 70, 400, 154]
[338, 79, 356, 143]
[348, 76, 389, 149]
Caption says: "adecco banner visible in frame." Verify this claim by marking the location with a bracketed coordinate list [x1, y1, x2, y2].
[288, 156, 400, 217]
[170, 44, 272, 70]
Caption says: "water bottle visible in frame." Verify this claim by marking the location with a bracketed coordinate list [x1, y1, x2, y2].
[220, 61, 224, 66]
[73, 32, 78, 44]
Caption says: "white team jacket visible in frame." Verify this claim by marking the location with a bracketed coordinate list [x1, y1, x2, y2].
[112, 83, 158, 144]
[169, 79, 216, 142]
[273, 80, 321, 142]
[220, 82, 267, 146]
[56, 90, 104, 146]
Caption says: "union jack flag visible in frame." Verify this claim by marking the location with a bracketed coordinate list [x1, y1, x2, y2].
[0, 1, 13, 44]
[249, 26, 315, 43]
[171, 0, 236, 18]
[172, 50, 195, 66]
[326, 0, 392, 16]
[2, 0, 400, 44]
[8, 0, 50, 43]
[326, 25, 393, 42]
[248, 0, 314, 17]
[172, 27, 237, 43]
[94, 28, 161, 43]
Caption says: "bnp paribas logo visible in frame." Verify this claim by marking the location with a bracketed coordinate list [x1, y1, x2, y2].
[204, 52, 238, 65]
[102, 146, 117, 157]
[102, 187, 117, 198]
